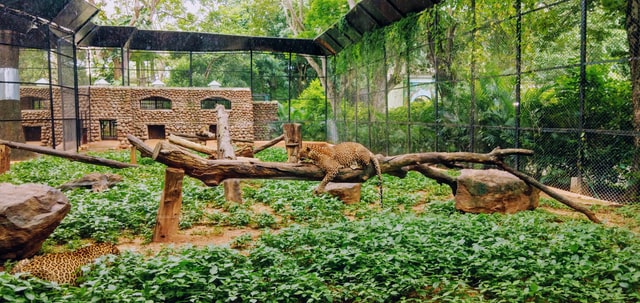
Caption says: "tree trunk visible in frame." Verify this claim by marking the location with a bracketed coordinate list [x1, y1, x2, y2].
[0, 145, 9, 174]
[168, 134, 216, 158]
[283, 123, 302, 163]
[0, 139, 136, 169]
[215, 105, 235, 160]
[152, 167, 184, 242]
[129, 135, 599, 222]
[253, 134, 284, 154]
[131, 136, 534, 186]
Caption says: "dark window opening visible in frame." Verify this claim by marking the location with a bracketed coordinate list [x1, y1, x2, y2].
[148, 125, 166, 139]
[100, 120, 117, 140]
[209, 124, 217, 134]
[141, 96, 172, 110]
[23, 126, 42, 141]
[21, 97, 48, 110]
[201, 97, 231, 110]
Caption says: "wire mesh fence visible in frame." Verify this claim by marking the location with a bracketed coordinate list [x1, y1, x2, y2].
[1, 0, 637, 203]
[328, 0, 637, 203]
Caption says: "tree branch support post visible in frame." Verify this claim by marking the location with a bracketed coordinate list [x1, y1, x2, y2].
[496, 160, 601, 223]
[216, 104, 242, 202]
[168, 134, 217, 158]
[153, 167, 185, 242]
[0, 139, 136, 169]
[130, 146, 137, 165]
[0, 145, 9, 174]
[128, 135, 600, 223]
[283, 123, 302, 163]
[253, 134, 284, 154]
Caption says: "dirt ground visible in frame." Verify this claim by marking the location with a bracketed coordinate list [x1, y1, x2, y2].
[80, 139, 285, 254]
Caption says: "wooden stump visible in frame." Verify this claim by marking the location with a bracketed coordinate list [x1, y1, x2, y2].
[130, 146, 137, 164]
[152, 167, 184, 242]
[324, 182, 362, 204]
[0, 145, 9, 174]
[223, 179, 243, 203]
[283, 123, 302, 163]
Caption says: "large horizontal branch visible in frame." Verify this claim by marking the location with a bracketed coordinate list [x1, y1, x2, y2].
[0, 139, 136, 169]
[127, 135, 599, 223]
[128, 135, 532, 186]
[168, 134, 217, 158]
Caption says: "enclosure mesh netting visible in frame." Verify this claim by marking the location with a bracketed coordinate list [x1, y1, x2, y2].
[1, 0, 637, 203]
[328, 0, 637, 203]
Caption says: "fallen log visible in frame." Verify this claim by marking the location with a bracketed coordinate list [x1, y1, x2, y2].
[195, 127, 216, 139]
[168, 134, 217, 158]
[253, 134, 284, 154]
[130, 135, 531, 185]
[0, 139, 136, 169]
[495, 160, 601, 223]
[127, 135, 599, 223]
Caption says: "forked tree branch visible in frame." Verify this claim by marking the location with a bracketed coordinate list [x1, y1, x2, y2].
[127, 135, 600, 223]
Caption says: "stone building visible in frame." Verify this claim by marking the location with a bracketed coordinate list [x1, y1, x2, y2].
[19, 85, 279, 148]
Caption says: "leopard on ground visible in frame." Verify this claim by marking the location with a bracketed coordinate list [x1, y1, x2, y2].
[10, 243, 119, 285]
[299, 142, 383, 204]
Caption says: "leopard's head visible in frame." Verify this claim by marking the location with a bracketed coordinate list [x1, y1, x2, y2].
[298, 146, 313, 162]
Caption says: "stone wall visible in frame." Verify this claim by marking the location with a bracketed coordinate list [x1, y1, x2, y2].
[252, 101, 279, 141]
[18, 86, 278, 147]
[20, 86, 61, 147]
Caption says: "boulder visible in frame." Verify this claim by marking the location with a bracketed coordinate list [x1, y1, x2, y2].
[324, 182, 362, 204]
[455, 169, 539, 214]
[0, 183, 70, 261]
[58, 172, 122, 192]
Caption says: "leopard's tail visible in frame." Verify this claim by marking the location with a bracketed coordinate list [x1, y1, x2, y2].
[372, 157, 383, 206]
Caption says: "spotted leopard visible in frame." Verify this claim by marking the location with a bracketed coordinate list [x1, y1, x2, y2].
[11, 243, 119, 285]
[299, 142, 383, 204]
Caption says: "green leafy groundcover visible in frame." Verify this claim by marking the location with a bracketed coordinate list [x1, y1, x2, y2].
[2, 208, 640, 302]
[2, 150, 640, 302]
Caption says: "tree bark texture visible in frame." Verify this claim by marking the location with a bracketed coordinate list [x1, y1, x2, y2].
[0, 139, 136, 169]
[129, 136, 599, 223]
[168, 134, 217, 158]
[152, 167, 185, 242]
[283, 123, 302, 163]
[0, 145, 9, 173]
[253, 134, 284, 154]
[215, 105, 235, 160]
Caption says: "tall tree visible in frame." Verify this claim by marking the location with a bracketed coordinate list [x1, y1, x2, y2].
[626, 0, 640, 200]
[280, 0, 355, 117]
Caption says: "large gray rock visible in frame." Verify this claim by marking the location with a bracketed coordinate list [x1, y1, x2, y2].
[455, 169, 539, 214]
[0, 183, 70, 261]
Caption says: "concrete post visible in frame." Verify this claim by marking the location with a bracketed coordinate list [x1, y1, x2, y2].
[0, 29, 28, 160]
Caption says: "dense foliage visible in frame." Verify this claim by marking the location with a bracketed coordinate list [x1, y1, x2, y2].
[1, 150, 640, 302]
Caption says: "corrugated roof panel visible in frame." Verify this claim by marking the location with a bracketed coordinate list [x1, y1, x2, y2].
[342, 21, 363, 41]
[364, 0, 404, 25]
[0, 0, 71, 21]
[345, 5, 379, 34]
[79, 25, 136, 48]
[3, 0, 439, 56]
[326, 27, 352, 49]
[388, 0, 437, 15]
[52, 0, 98, 32]
[315, 34, 342, 55]
[314, 0, 441, 55]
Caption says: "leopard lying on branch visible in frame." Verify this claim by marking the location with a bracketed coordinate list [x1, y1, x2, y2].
[299, 142, 383, 205]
